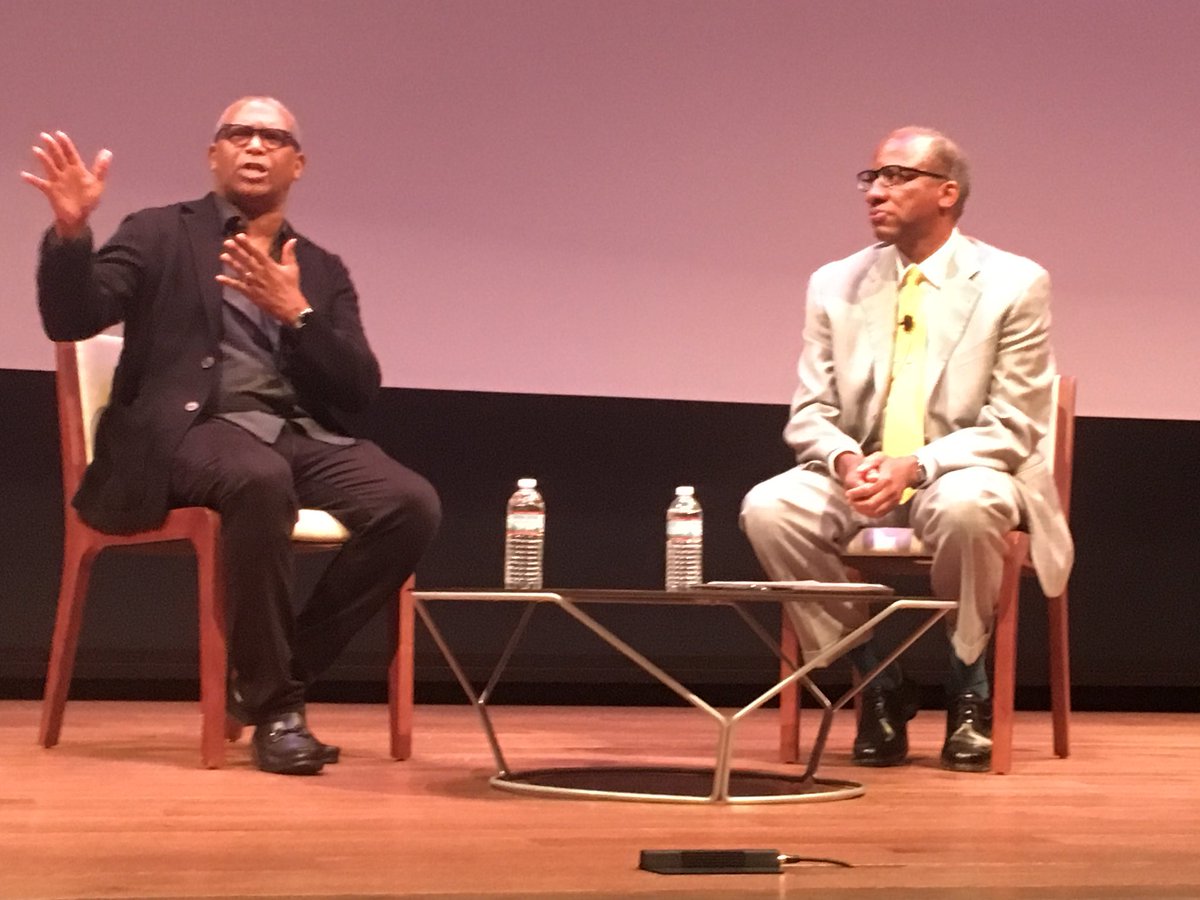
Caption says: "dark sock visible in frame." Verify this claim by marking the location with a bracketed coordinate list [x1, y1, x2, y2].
[849, 641, 901, 692]
[948, 650, 990, 699]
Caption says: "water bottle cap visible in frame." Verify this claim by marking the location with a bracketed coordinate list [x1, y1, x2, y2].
[675, 485, 695, 495]
[517, 478, 538, 489]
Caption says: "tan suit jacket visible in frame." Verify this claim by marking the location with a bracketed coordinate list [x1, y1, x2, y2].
[783, 236, 1074, 596]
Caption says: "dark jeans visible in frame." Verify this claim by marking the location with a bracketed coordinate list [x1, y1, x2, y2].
[168, 418, 441, 721]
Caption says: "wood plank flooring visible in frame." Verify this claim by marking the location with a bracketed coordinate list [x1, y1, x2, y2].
[2, 700, 1199, 899]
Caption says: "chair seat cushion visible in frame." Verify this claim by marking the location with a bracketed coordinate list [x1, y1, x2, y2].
[845, 527, 927, 557]
[292, 508, 350, 543]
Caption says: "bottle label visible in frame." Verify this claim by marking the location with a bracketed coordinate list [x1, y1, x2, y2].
[666, 519, 702, 539]
[507, 512, 545, 534]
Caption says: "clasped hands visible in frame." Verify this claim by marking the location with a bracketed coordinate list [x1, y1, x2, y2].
[835, 451, 921, 518]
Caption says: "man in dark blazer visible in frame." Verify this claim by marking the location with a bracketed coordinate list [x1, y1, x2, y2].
[23, 97, 441, 776]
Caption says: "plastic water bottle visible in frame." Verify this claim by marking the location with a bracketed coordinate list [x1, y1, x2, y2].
[504, 478, 545, 590]
[665, 486, 703, 591]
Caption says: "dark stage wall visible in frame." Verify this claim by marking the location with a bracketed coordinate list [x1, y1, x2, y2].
[1, 368, 1197, 706]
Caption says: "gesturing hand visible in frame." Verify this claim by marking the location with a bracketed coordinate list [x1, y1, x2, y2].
[216, 234, 309, 325]
[20, 131, 112, 240]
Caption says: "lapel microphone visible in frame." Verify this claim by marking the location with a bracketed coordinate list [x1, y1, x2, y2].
[900, 314, 915, 332]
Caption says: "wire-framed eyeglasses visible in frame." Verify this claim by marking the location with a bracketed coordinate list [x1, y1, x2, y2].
[857, 165, 949, 191]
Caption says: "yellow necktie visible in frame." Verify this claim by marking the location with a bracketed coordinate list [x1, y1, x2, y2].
[881, 264, 926, 502]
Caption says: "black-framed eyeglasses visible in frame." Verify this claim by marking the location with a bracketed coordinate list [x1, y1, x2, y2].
[857, 165, 949, 191]
[214, 124, 301, 152]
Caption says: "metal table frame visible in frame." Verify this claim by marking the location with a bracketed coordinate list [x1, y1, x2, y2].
[413, 587, 955, 804]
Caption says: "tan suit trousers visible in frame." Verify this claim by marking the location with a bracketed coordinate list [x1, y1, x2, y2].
[740, 465, 1021, 666]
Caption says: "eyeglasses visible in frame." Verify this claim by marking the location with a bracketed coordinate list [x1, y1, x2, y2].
[214, 124, 301, 152]
[857, 165, 949, 191]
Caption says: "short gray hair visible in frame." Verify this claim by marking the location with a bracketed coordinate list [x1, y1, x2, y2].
[887, 125, 971, 218]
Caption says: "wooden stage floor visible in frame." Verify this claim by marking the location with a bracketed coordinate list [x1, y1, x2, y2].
[2, 700, 1199, 899]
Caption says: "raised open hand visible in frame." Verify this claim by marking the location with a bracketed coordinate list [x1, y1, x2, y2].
[216, 234, 309, 325]
[20, 131, 112, 240]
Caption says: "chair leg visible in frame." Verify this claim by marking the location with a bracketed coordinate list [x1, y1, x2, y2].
[1047, 590, 1071, 758]
[990, 536, 1025, 774]
[389, 575, 416, 760]
[40, 536, 100, 749]
[195, 527, 227, 769]
[779, 609, 800, 764]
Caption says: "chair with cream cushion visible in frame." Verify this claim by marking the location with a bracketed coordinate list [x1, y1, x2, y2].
[40, 333, 415, 767]
[778, 375, 1076, 774]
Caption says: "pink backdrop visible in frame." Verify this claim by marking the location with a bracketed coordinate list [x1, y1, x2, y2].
[3, 0, 1197, 419]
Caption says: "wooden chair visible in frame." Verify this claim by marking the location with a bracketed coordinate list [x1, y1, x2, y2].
[778, 376, 1076, 774]
[41, 333, 416, 767]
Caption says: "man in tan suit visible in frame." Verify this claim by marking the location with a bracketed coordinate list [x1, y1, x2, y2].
[741, 126, 1072, 772]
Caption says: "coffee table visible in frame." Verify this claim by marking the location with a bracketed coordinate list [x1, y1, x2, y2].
[412, 585, 955, 804]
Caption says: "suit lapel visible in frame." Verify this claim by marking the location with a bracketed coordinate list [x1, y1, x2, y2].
[181, 194, 226, 342]
[924, 238, 982, 401]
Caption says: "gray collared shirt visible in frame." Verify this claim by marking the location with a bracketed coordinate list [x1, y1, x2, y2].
[210, 197, 353, 446]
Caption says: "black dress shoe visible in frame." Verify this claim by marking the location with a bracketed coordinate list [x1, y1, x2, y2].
[251, 712, 326, 776]
[941, 691, 993, 772]
[852, 678, 920, 767]
[230, 684, 340, 764]
[297, 722, 341, 765]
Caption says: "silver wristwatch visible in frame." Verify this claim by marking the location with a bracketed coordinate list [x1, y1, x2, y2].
[913, 461, 928, 488]
[292, 307, 315, 330]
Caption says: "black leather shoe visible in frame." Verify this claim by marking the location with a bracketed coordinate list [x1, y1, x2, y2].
[298, 721, 341, 765]
[941, 691, 993, 772]
[230, 684, 340, 764]
[251, 712, 326, 776]
[852, 678, 920, 767]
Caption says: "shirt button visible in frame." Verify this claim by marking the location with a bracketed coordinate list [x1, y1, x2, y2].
[200, 356, 216, 369]
[184, 401, 200, 412]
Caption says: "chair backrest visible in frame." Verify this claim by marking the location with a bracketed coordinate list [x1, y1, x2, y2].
[54, 333, 124, 503]
[1044, 375, 1076, 523]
